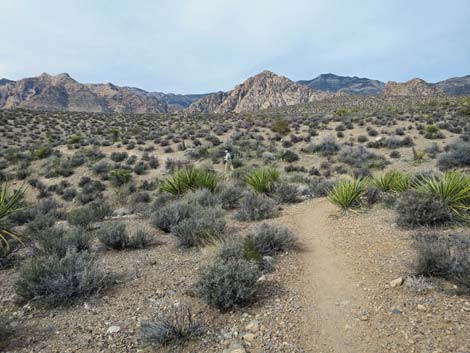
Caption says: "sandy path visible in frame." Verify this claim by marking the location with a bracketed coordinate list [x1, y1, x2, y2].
[282, 198, 374, 353]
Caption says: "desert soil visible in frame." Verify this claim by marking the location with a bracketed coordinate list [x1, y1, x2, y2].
[281, 199, 470, 353]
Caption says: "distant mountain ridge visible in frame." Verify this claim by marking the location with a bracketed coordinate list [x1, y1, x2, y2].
[298, 73, 385, 95]
[1, 72, 469, 114]
[0, 73, 207, 113]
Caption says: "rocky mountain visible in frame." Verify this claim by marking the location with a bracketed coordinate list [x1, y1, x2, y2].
[434, 75, 470, 95]
[187, 70, 331, 114]
[383, 78, 444, 97]
[298, 73, 385, 95]
[0, 73, 169, 113]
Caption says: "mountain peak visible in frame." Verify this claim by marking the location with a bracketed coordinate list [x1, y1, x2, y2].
[187, 70, 330, 114]
[298, 73, 385, 95]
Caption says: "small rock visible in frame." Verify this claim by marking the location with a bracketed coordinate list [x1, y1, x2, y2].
[417, 304, 426, 312]
[390, 277, 404, 288]
[242, 333, 256, 342]
[106, 326, 121, 334]
[245, 320, 259, 333]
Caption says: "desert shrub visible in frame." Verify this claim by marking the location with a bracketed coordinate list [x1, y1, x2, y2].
[185, 188, 221, 208]
[339, 146, 388, 169]
[357, 135, 368, 143]
[235, 191, 278, 221]
[272, 183, 300, 203]
[139, 305, 204, 345]
[246, 223, 296, 255]
[16, 250, 109, 306]
[171, 207, 225, 248]
[110, 151, 128, 162]
[161, 167, 218, 195]
[92, 161, 110, 175]
[62, 187, 77, 201]
[131, 191, 151, 204]
[97, 222, 129, 250]
[312, 179, 336, 197]
[34, 226, 91, 257]
[271, 118, 290, 135]
[220, 184, 245, 210]
[327, 178, 366, 210]
[152, 200, 192, 232]
[437, 141, 470, 170]
[396, 190, 453, 227]
[245, 168, 280, 193]
[196, 258, 260, 309]
[412, 233, 470, 288]
[424, 124, 444, 139]
[32, 145, 53, 159]
[67, 202, 112, 228]
[309, 137, 340, 156]
[109, 169, 133, 186]
[128, 228, 154, 249]
[281, 150, 299, 163]
[0, 240, 20, 269]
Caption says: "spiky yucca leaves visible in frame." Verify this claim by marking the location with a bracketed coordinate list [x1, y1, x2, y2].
[416, 171, 470, 218]
[373, 171, 412, 193]
[161, 168, 218, 195]
[245, 168, 280, 194]
[327, 178, 367, 210]
[0, 183, 26, 248]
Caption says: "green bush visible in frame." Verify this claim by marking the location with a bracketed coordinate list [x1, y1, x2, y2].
[161, 167, 218, 195]
[245, 168, 280, 194]
[416, 171, 470, 218]
[327, 178, 366, 210]
[372, 171, 412, 193]
[109, 169, 133, 186]
[271, 118, 290, 135]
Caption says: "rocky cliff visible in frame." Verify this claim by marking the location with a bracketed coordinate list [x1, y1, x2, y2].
[187, 71, 331, 114]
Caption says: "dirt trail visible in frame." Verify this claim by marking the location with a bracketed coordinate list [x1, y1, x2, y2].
[282, 198, 375, 353]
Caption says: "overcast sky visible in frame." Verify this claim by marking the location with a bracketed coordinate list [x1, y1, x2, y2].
[1, 0, 469, 93]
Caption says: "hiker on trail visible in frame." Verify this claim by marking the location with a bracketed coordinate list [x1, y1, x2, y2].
[224, 149, 234, 173]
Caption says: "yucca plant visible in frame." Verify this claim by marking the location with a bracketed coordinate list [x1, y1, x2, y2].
[161, 167, 218, 195]
[245, 168, 280, 194]
[327, 178, 367, 210]
[416, 171, 470, 217]
[373, 171, 413, 193]
[0, 183, 26, 248]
